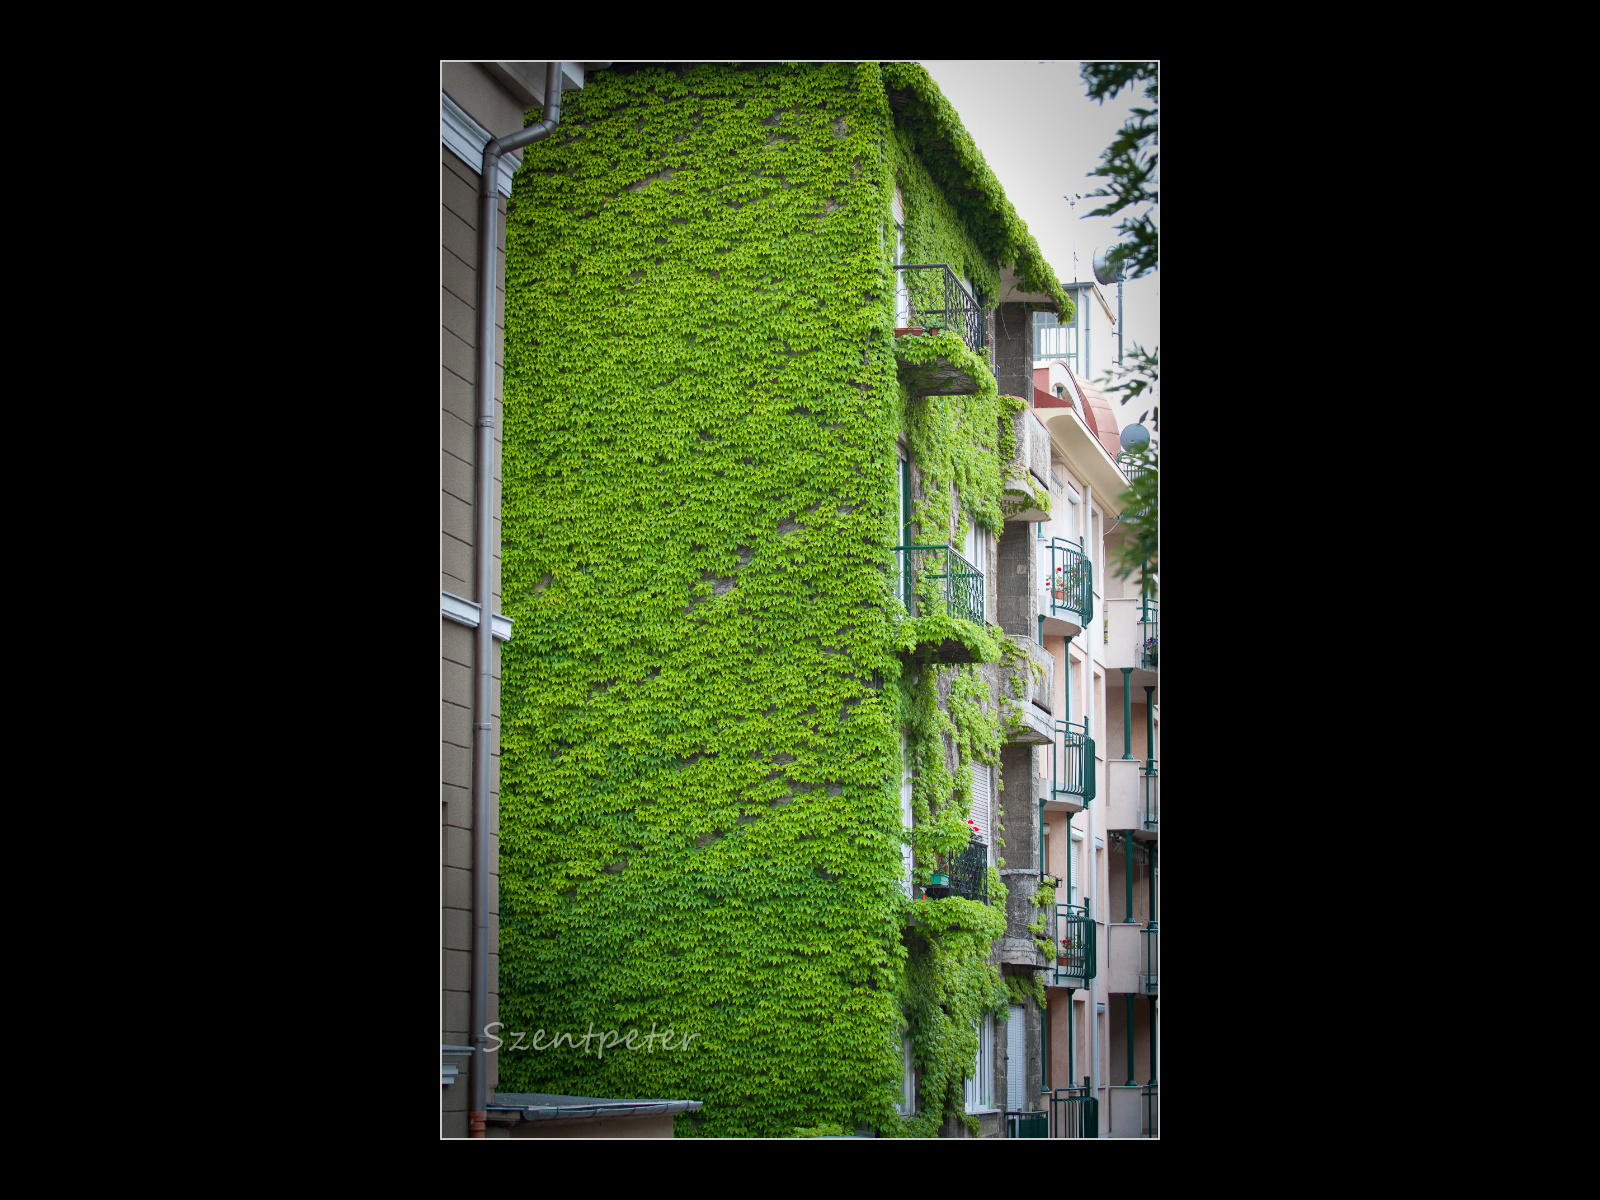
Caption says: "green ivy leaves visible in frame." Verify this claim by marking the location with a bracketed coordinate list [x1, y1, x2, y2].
[496, 62, 1028, 1138]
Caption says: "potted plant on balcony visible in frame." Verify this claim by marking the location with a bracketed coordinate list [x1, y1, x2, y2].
[1057, 936, 1074, 967]
[1142, 636, 1158, 668]
[1050, 566, 1068, 603]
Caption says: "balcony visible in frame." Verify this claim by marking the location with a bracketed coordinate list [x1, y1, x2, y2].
[1107, 920, 1145, 995]
[1042, 540, 1092, 637]
[1141, 923, 1158, 995]
[1143, 761, 1158, 833]
[999, 408, 1051, 523]
[1104, 596, 1158, 694]
[1049, 903, 1096, 990]
[1051, 719, 1095, 815]
[1000, 636, 1054, 745]
[892, 264, 989, 396]
[1115, 452, 1156, 491]
[940, 839, 988, 903]
[1106, 757, 1156, 837]
[894, 543, 984, 620]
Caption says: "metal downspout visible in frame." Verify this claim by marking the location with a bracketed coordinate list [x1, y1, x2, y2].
[469, 61, 566, 1138]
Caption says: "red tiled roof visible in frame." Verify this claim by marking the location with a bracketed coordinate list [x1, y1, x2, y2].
[1069, 370, 1122, 458]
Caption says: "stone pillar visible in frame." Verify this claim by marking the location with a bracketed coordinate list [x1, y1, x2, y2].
[994, 302, 1035, 402]
[997, 520, 1040, 639]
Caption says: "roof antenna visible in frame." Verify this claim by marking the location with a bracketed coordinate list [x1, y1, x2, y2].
[1064, 195, 1081, 284]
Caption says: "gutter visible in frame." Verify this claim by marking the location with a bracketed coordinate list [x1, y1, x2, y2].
[468, 60, 566, 1139]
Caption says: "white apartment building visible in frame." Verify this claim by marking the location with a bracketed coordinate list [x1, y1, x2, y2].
[989, 285, 1157, 1138]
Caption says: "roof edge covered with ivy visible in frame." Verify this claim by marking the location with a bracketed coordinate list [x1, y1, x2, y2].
[878, 62, 1070, 315]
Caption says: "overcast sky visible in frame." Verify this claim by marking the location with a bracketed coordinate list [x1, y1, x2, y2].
[921, 61, 1158, 425]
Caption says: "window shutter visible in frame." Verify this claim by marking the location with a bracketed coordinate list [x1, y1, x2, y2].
[970, 761, 990, 845]
[901, 735, 915, 899]
[1006, 1004, 1026, 1111]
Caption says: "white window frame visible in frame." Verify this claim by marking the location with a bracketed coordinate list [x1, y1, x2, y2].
[965, 1015, 994, 1113]
[899, 1031, 917, 1115]
[900, 734, 915, 899]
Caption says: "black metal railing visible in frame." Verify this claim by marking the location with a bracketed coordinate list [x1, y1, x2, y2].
[893, 543, 984, 625]
[1142, 1084, 1158, 1138]
[894, 264, 985, 356]
[947, 840, 988, 903]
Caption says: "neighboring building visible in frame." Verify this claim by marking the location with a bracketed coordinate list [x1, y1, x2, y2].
[446, 59, 709, 1141]
[489, 60, 1155, 1138]
[1017, 357, 1159, 1138]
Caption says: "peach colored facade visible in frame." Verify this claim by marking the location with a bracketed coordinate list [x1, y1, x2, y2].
[1027, 359, 1158, 1138]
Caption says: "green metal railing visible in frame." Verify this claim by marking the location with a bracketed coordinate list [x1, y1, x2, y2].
[1141, 1084, 1158, 1138]
[1141, 923, 1158, 994]
[947, 840, 988, 904]
[1138, 598, 1158, 670]
[1143, 759, 1158, 832]
[1052, 903, 1096, 988]
[1006, 1110, 1048, 1138]
[893, 543, 985, 625]
[1048, 1085, 1099, 1138]
[1052, 719, 1096, 806]
[1046, 539, 1092, 626]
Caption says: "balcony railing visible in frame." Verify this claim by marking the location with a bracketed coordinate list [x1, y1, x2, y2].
[893, 543, 984, 626]
[1053, 718, 1096, 807]
[894, 264, 985, 357]
[1051, 903, 1096, 989]
[1046, 539, 1092, 627]
[1143, 759, 1158, 832]
[1139, 599, 1158, 671]
[1142, 1085, 1158, 1138]
[946, 840, 988, 903]
[1006, 1111, 1048, 1138]
[1049, 1086, 1099, 1138]
[1115, 452, 1156, 488]
[1141, 923, 1158, 994]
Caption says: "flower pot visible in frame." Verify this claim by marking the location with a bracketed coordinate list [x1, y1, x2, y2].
[892, 326, 925, 339]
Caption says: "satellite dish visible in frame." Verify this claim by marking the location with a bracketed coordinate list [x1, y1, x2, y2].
[1093, 245, 1127, 286]
[1120, 424, 1151, 453]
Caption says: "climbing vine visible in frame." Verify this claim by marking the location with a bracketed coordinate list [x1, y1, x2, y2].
[497, 61, 1058, 1138]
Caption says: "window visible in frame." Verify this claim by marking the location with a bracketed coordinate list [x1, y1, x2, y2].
[899, 1031, 917, 1115]
[900, 734, 915, 899]
[1069, 827, 1083, 907]
[1034, 304, 1079, 371]
[965, 1016, 994, 1112]
[971, 760, 992, 868]
[1006, 1004, 1026, 1110]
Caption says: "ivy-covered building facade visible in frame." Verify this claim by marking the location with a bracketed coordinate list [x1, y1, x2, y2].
[493, 61, 1145, 1137]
